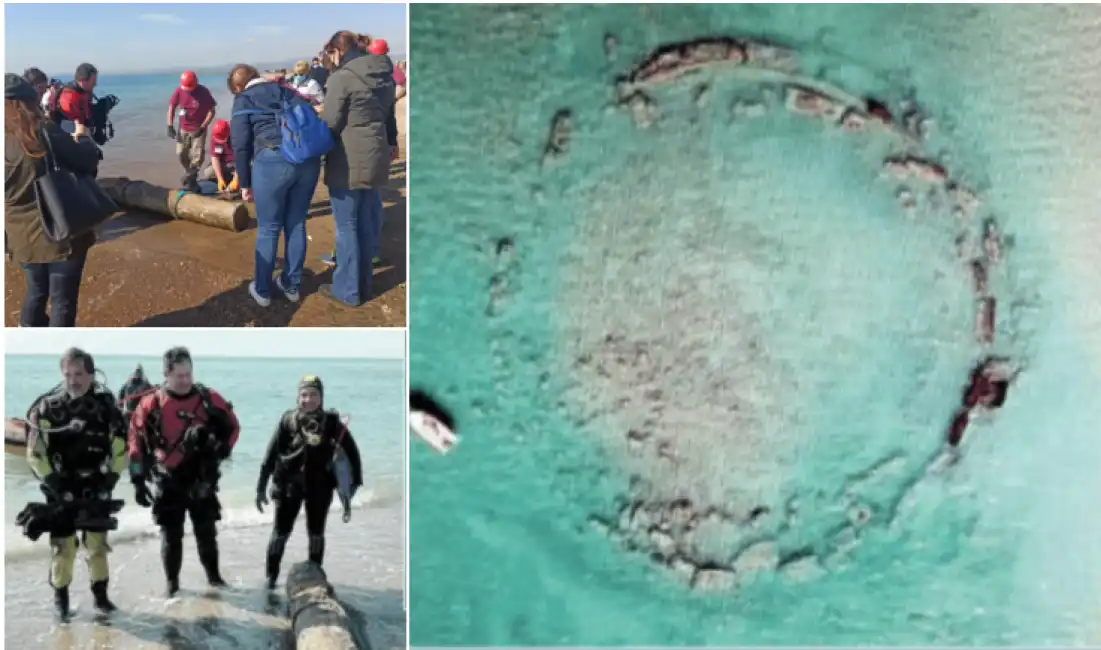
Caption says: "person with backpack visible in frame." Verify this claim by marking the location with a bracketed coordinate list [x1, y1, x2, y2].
[127, 347, 240, 597]
[228, 64, 331, 307]
[4, 74, 103, 327]
[168, 71, 217, 193]
[317, 31, 398, 307]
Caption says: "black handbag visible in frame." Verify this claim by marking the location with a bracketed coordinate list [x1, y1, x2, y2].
[33, 128, 118, 243]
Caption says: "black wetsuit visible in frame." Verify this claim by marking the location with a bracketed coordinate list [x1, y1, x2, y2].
[131, 386, 234, 594]
[257, 408, 362, 584]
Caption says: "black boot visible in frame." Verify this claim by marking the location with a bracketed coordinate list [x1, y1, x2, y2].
[266, 532, 289, 590]
[196, 528, 227, 587]
[161, 527, 183, 597]
[91, 579, 117, 613]
[54, 586, 71, 621]
[308, 535, 325, 566]
[181, 170, 201, 194]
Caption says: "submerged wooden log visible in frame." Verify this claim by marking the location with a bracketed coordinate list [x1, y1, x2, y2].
[98, 177, 250, 232]
[286, 562, 364, 650]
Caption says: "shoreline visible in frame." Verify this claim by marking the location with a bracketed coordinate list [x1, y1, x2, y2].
[4, 98, 407, 327]
[5, 501, 405, 650]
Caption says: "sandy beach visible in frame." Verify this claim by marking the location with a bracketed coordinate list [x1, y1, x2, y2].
[5, 501, 405, 650]
[4, 98, 407, 328]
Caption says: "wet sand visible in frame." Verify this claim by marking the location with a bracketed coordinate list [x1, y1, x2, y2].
[5, 503, 405, 650]
[4, 98, 408, 328]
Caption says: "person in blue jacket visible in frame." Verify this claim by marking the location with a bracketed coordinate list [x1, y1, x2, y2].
[227, 64, 322, 307]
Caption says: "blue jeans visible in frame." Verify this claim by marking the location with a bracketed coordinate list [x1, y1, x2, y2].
[251, 148, 321, 297]
[371, 191, 384, 259]
[329, 187, 382, 305]
[19, 253, 87, 327]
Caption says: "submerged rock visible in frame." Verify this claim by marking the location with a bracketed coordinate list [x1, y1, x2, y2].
[692, 567, 739, 592]
[627, 37, 747, 85]
[785, 86, 842, 120]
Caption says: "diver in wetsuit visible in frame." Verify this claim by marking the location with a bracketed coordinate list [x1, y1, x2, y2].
[18, 347, 128, 620]
[256, 375, 363, 589]
[127, 347, 240, 596]
[117, 364, 153, 418]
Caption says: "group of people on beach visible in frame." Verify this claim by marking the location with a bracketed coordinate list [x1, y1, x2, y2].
[4, 29, 406, 326]
[14, 346, 364, 621]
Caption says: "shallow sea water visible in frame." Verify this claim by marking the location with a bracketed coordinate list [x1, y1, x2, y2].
[409, 4, 1101, 646]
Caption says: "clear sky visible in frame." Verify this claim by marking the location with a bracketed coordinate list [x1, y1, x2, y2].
[4, 329, 406, 360]
[4, 2, 406, 75]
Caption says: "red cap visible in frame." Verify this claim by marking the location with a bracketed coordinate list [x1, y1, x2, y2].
[368, 38, 389, 56]
[211, 119, 230, 143]
[180, 70, 198, 91]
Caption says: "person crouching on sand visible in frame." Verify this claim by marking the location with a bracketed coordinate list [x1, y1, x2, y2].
[167, 71, 217, 193]
[4, 74, 103, 327]
[317, 30, 398, 307]
[227, 64, 323, 307]
[198, 119, 238, 194]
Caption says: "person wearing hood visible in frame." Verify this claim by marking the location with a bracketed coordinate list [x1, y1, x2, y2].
[127, 347, 241, 597]
[255, 375, 363, 589]
[316, 30, 398, 307]
[227, 64, 322, 307]
[4, 73, 102, 327]
[289, 60, 324, 106]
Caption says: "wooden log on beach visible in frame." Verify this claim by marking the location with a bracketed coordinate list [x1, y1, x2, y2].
[98, 177, 250, 232]
[5, 418, 28, 455]
[286, 562, 364, 650]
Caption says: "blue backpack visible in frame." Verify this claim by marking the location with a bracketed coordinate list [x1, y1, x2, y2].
[233, 93, 334, 165]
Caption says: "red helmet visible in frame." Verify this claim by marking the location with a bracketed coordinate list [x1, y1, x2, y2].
[367, 38, 389, 56]
[180, 70, 198, 90]
[211, 119, 230, 143]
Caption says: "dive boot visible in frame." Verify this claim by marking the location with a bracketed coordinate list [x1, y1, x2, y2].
[197, 538, 228, 587]
[91, 579, 117, 613]
[165, 578, 180, 598]
[54, 586, 71, 621]
[308, 535, 325, 567]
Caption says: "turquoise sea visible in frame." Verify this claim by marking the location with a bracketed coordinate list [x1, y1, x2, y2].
[409, 4, 1101, 646]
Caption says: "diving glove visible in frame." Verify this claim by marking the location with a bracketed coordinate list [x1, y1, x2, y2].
[167, 125, 177, 139]
[40, 474, 68, 500]
[255, 487, 269, 513]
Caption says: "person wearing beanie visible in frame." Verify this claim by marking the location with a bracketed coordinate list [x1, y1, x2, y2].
[4, 73, 103, 327]
[126, 346, 241, 596]
[254, 375, 363, 589]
